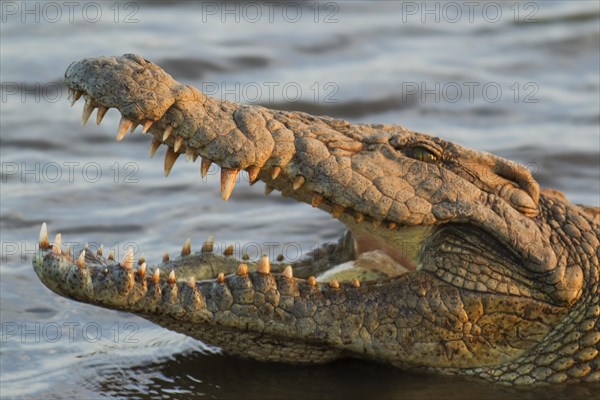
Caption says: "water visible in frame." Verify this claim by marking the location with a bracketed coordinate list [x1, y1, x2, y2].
[1, 1, 599, 398]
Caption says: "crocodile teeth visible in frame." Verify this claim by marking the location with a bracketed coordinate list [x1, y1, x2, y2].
[202, 236, 215, 253]
[120, 247, 134, 269]
[70, 90, 82, 107]
[200, 158, 212, 178]
[237, 263, 248, 276]
[192, 152, 199, 162]
[220, 168, 239, 201]
[217, 273, 225, 283]
[51, 233, 62, 255]
[329, 279, 340, 289]
[282, 265, 293, 279]
[162, 126, 174, 141]
[138, 262, 146, 279]
[164, 147, 180, 177]
[265, 185, 274, 195]
[152, 268, 160, 284]
[387, 222, 397, 230]
[163, 252, 170, 263]
[97, 244, 103, 256]
[149, 138, 161, 158]
[332, 204, 345, 219]
[138, 254, 146, 266]
[129, 123, 139, 134]
[173, 136, 185, 152]
[116, 116, 133, 141]
[39, 222, 49, 249]
[81, 98, 95, 126]
[293, 175, 305, 190]
[223, 245, 234, 256]
[76, 250, 86, 270]
[246, 166, 260, 183]
[108, 250, 114, 261]
[351, 279, 361, 288]
[181, 238, 191, 256]
[271, 166, 282, 180]
[311, 194, 324, 208]
[307, 276, 317, 286]
[96, 106, 108, 125]
[64, 245, 72, 258]
[185, 148, 194, 162]
[187, 276, 196, 288]
[167, 270, 176, 284]
[257, 255, 270, 274]
[141, 120, 153, 134]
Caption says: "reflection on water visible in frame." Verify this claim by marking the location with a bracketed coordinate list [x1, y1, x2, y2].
[1, 1, 598, 399]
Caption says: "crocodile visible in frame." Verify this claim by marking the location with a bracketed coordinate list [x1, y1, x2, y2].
[33, 54, 599, 385]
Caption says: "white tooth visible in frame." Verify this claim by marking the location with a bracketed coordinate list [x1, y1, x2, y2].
[162, 126, 173, 141]
[149, 138, 161, 158]
[39, 222, 49, 249]
[282, 265, 293, 279]
[81, 98, 95, 126]
[174, 136, 185, 152]
[142, 120, 153, 134]
[96, 106, 108, 125]
[220, 168, 239, 201]
[185, 147, 194, 162]
[70, 91, 82, 107]
[164, 147, 180, 177]
[76, 250, 86, 269]
[257, 255, 270, 274]
[200, 158, 212, 178]
[52, 233, 62, 255]
[116, 116, 133, 141]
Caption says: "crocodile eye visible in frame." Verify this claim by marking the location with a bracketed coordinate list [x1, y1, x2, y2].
[410, 147, 438, 163]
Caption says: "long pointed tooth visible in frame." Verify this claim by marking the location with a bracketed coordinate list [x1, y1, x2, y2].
[223, 245, 234, 256]
[174, 136, 185, 152]
[237, 263, 248, 276]
[76, 250, 86, 269]
[152, 268, 160, 284]
[168, 270, 176, 284]
[141, 120, 153, 133]
[97, 244, 103, 257]
[257, 255, 270, 274]
[120, 247, 134, 269]
[246, 166, 260, 183]
[185, 147, 194, 162]
[187, 276, 196, 289]
[311, 194, 324, 208]
[200, 158, 212, 178]
[96, 106, 108, 125]
[149, 138, 161, 158]
[265, 185, 274, 195]
[217, 273, 225, 283]
[282, 265, 293, 279]
[163, 252, 170, 263]
[332, 204, 345, 218]
[129, 123, 139, 134]
[192, 152, 199, 162]
[162, 126, 173, 141]
[138, 262, 147, 279]
[293, 175, 305, 190]
[52, 233, 62, 255]
[39, 222, 49, 249]
[81, 98, 95, 126]
[70, 90, 82, 107]
[116, 116, 133, 141]
[220, 168, 239, 201]
[271, 166, 282, 180]
[181, 238, 191, 256]
[164, 147, 180, 177]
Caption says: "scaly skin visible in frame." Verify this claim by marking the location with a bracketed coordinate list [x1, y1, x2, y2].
[34, 54, 599, 384]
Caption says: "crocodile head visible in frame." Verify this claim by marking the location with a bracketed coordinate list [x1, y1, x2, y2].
[34, 54, 599, 384]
